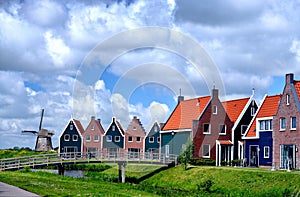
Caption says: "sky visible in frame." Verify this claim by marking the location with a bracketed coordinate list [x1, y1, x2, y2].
[1, 0, 300, 149]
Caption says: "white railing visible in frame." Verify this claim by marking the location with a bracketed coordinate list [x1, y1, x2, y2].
[0, 151, 177, 171]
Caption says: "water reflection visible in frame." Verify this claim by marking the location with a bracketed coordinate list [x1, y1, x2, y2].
[33, 169, 85, 178]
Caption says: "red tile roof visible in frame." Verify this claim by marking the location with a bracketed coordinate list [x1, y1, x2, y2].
[73, 119, 85, 135]
[245, 95, 281, 138]
[116, 120, 125, 135]
[162, 96, 211, 130]
[219, 140, 233, 145]
[294, 81, 300, 100]
[222, 98, 249, 122]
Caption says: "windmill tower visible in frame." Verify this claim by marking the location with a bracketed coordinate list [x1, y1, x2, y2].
[22, 109, 54, 152]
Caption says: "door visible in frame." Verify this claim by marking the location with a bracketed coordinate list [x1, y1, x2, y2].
[280, 145, 296, 169]
[249, 146, 259, 167]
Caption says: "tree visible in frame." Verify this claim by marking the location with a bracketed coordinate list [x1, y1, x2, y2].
[178, 138, 194, 170]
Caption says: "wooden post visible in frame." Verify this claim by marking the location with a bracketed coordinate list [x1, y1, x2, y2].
[58, 164, 65, 175]
[118, 161, 127, 183]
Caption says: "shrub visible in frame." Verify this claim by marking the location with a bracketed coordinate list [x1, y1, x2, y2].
[190, 158, 216, 166]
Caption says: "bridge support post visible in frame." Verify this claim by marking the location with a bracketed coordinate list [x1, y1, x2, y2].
[58, 164, 65, 175]
[118, 161, 127, 183]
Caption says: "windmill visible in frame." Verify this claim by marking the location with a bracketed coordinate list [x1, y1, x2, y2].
[22, 109, 54, 152]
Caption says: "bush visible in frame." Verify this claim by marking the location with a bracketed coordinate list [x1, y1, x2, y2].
[190, 158, 216, 166]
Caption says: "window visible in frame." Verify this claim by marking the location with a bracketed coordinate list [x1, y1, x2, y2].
[157, 137, 160, 143]
[165, 145, 169, 158]
[70, 125, 73, 130]
[64, 134, 70, 141]
[91, 125, 94, 130]
[291, 117, 297, 130]
[115, 136, 120, 142]
[154, 126, 158, 132]
[259, 120, 273, 131]
[219, 124, 226, 135]
[251, 107, 256, 116]
[264, 146, 270, 158]
[128, 136, 133, 142]
[106, 135, 112, 142]
[94, 135, 99, 141]
[213, 105, 217, 115]
[86, 135, 91, 141]
[73, 135, 78, 141]
[202, 144, 210, 158]
[136, 137, 141, 142]
[241, 125, 248, 135]
[149, 137, 154, 143]
[203, 124, 210, 134]
[287, 94, 290, 105]
[133, 126, 137, 130]
[112, 125, 115, 131]
[280, 118, 286, 130]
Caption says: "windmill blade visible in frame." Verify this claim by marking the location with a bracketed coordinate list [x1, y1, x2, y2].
[22, 130, 38, 135]
[39, 109, 44, 131]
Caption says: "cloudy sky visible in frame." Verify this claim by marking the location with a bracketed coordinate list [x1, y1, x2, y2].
[1, 0, 300, 149]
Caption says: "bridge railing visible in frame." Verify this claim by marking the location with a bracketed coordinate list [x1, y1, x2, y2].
[0, 151, 177, 171]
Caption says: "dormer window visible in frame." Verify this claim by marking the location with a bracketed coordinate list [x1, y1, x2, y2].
[286, 94, 290, 105]
[213, 105, 217, 115]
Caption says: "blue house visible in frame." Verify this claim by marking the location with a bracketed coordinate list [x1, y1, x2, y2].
[243, 95, 281, 167]
[59, 119, 85, 154]
[102, 117, 125, 154]
[144, 122, 161, 153]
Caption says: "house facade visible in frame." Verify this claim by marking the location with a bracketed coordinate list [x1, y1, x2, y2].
[144, 122, 161, 153]
[273, 73, 300, 169]
[125, 116, 146, 154]
[59, 119, 85, 154]
[83, 116, 105, 154]
[161, 95, 211, 156]
[102, 117, 125, 154]
[243, 95, 281, 167]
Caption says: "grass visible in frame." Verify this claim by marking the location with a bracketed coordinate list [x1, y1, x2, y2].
[0, 148, 53, 159]
[1, 164, 300, 196]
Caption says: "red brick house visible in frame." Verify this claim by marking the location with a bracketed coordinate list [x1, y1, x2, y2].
[273, 73, 300, 169]
[125, 116, 146, 154]
[83, 116, 105, 154]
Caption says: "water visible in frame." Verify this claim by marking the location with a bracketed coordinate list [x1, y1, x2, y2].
[32, 169, 85, 178]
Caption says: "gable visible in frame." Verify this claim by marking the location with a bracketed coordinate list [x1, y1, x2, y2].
[126, 116, 146, 136]
[104, 118, 125, 137]
[222, 97, 250, 123]
[162, 96, 211, 131]
[146, 122, 160, 137]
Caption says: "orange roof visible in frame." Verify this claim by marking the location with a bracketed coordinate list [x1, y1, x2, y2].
[222, 98, 249, 122]
[219, 140, 233, 145]
[73, 119, 85, 135]
[162, 96, 211, 130]
[294, 81, 300, 100]
[245, 95, 281, 138]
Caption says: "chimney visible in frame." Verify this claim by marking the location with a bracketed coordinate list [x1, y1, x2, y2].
[286, 73, 294, 84]
[97, 119, 101, 124]
[212, 88, 219, 99]
[91, 116, 95, 121]
[177, 88, 184, 103]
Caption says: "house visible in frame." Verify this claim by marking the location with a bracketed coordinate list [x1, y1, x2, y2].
[243, 95, 281, 167]
[144, 122, 161, 153]
[83, 116, 105, 154]
[125, 116, 146, 154]
[273, 73, 300, 169]
[59, 118, 85, 154]
[161, 94, 211, 157]
[102, 117, 125, 155]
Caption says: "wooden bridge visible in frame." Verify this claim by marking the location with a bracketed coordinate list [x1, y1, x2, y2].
[0, 152, 178, 171]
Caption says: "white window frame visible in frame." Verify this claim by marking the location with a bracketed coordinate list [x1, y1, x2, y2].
[91, 125, 94, 130]
[73, 134, 78, 141]
[154, 126, 158, 132]
[165, 145, 169, 158]
[157, 137, 160, 143]
[64, 134, 70, 141]
[202, 144, 210, 158]
[112, 125, 115, 131]
[115, 136, 120, 142]
[291, 117, 297, 130]
[264, 146, 270, 158]
[86, 135, 91, 142]
[241, 125, 248, 135]
[251, 107, 256, 116]
[203, 123, 211, 134]
[280, 117, 286, 131]
[94, 135, 99, 142]
[219, 124, 226, 135]
[133, 126, 137, 130]
[286, 94, 290, 105]
[106, 135, 112, 142]
[136, 136, 141, 142]
[70, 125, 73, 130]
[213, 105, 217, 115]
[149, 137, 154, 143]
[128, 136, 133, 142]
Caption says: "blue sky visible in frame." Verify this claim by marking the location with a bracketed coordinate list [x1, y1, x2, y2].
[0, 0, 300, 149]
